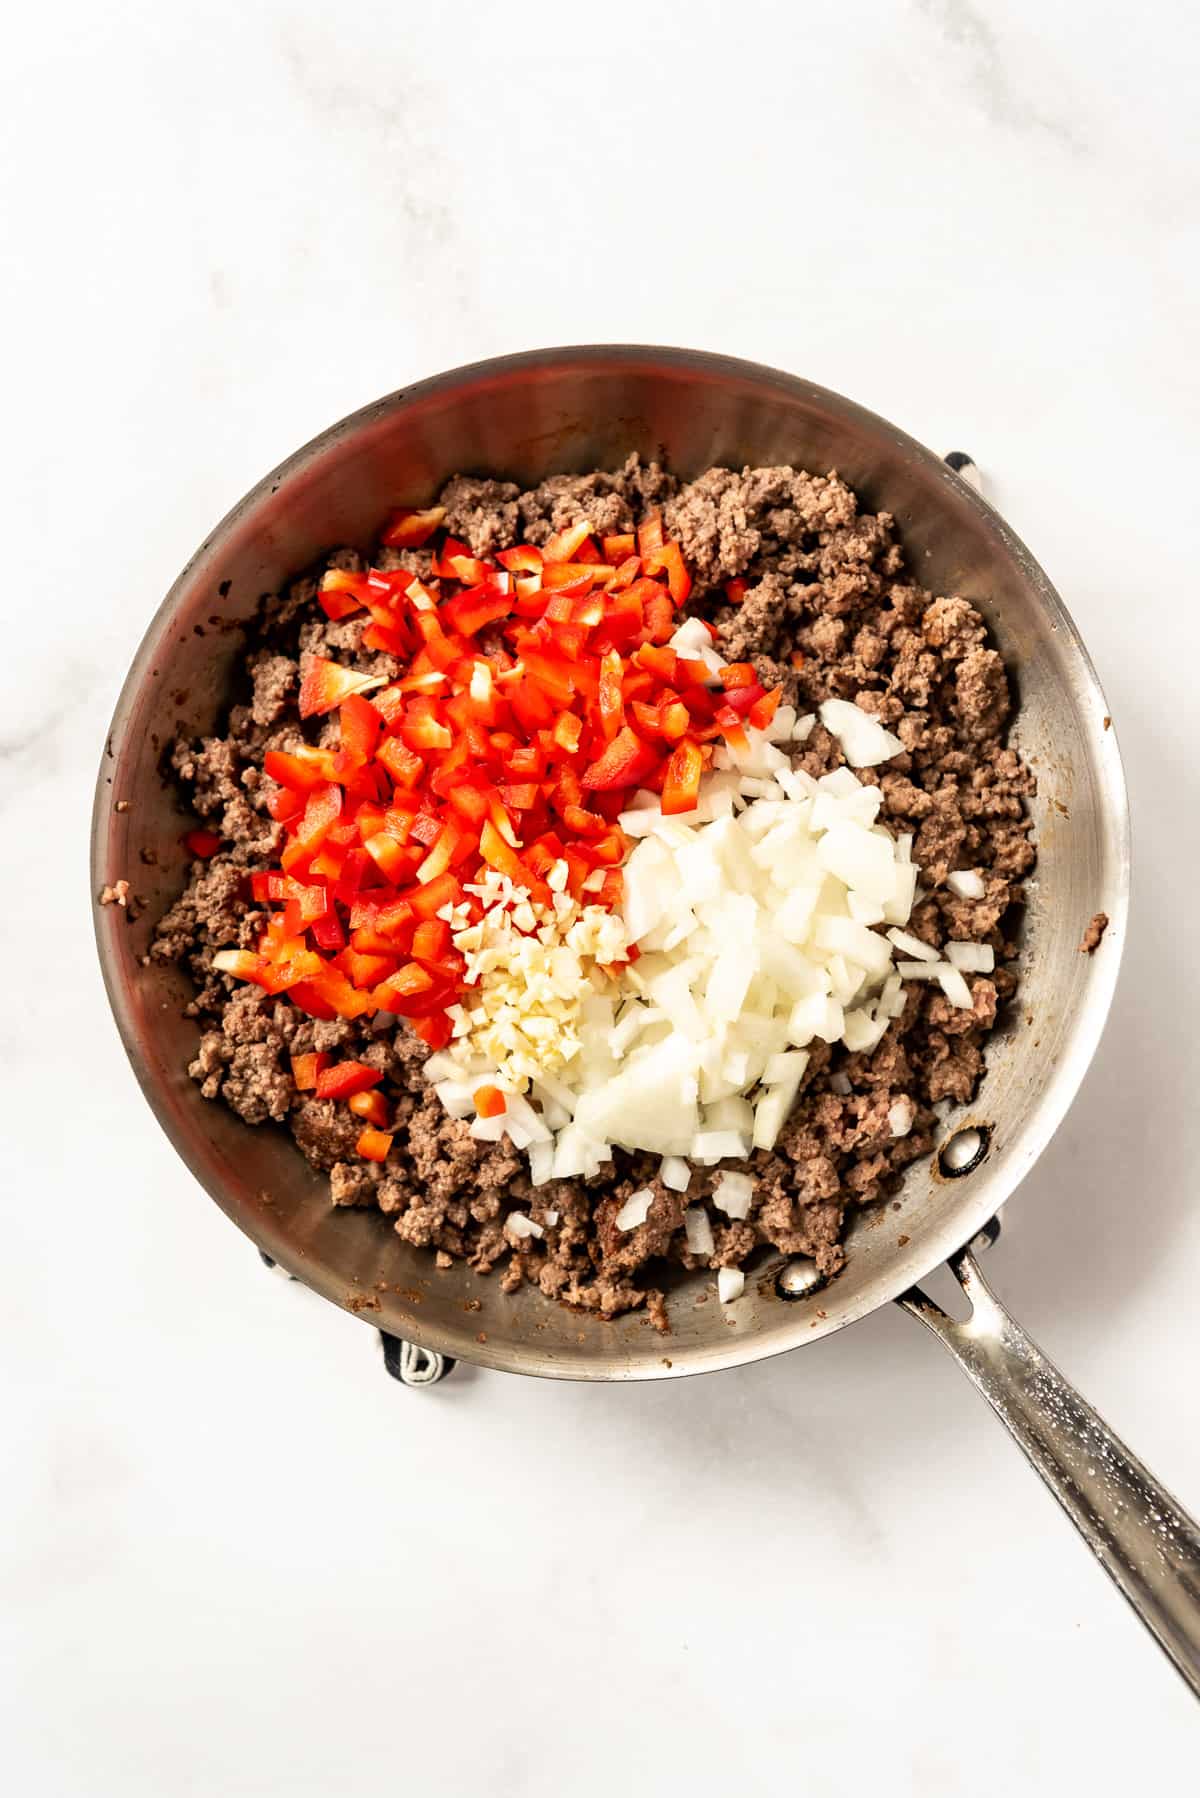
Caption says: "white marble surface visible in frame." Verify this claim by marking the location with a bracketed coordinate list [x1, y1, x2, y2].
[4, 1, 1200, 1789]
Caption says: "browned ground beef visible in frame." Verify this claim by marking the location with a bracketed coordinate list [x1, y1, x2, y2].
[152, 455, 1035, 1327]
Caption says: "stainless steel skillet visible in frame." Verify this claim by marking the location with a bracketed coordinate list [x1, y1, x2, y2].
[91, 346, 1200, 1693]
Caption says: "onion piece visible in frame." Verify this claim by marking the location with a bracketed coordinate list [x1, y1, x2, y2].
[947, 868, 985, 899]
[659, 1155, 691, 1193]
[945, 940, 995, 973]
[717, 1267, 745, 1304]
[614, 1188, 654, 1232]
[684, 1207, 715, 1256]
[937, 965, 975, 1010]
[711, 1169, 753, 1218]
[506, 1212, 543, 1240]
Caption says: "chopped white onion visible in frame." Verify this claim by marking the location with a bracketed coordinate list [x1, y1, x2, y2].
[818, 699, 904, 768]
[684, 1207, 715, 1256]
[888, 1098, 915, 1137]
[945, 940, 995, 973]
[711, 1169, 753, 1219]
[659, 1155, 691, 1193]
[717, 1267, 745, 1304]
[886, 928, 939, 963]
[947, 868, 986, 900]
[614, 1188, 654, 1232]
[506, 1212, 543, 1240]
[937, 965, 975, 1010]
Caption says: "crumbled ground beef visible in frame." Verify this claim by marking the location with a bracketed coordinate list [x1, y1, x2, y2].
[1080, 911, 1109, 954]
[152, 454, 1036, 1328]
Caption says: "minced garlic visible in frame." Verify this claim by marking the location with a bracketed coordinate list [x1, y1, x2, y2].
[435, 864, 628, 1092]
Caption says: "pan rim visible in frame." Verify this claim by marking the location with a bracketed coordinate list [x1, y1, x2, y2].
[91, 344, 1131, 1381]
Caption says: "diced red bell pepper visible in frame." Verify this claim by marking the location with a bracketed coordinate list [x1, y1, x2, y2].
[724, 577, 748, 604]
[332, 692, 383, 776]
[642, 587, 675, 644]
[715, 704, 751, 754]
[542, 520, 594, 564]
[315, 1060, 383, 1101]
[355, 1126, 393, 1162]
[411, 1011, 454, 1050]
[661, 738, 704, 815]
[597, 648, 624, 742]
[549, 713, 581, 757]
[290, 1050, 331, 1091]
[446, 780, 489, 826]
[409, 872, 464, 920]
[608, 555, 643, 592]
[380, 505, 446, 547]
[497, 544, 543, 574]
[376, 736, 425, 789]
[720, 681, 766, 716]
[349, 1089, 390, 1128]
[599, 868, 624, 908]
[721, 663, 758, 689]
[748, 685, 783, 731]
[473, 1085, 506, 1119]
[412, 917, 451, 964]
[212, 948, 269, 984]
[602, 533, 636, 562]
[337, 946, 398, 989]
[281, 783, 343, 871]
[499, 783, 538, 811]
[183, 827, 223, 859]
[311, 908, 346, 952]
[371, 961, 435, 1015]
[581, 726, 659, 792]
[444, 587, 512, 636]
[401, 714, 453, 752]
[264, 746, 338, 792]
[636, 510, 665, 557]
[643, 540, 692, 606]
[267, 786, 305, 824]
[363, 832, 417, 883]
[298, 656, 384, 719]
[416, 819, 465, 884]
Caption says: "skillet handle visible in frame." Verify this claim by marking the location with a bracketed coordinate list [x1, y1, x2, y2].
[898, 1245, 1200, 1697]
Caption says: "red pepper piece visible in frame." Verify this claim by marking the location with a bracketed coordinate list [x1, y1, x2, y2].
[473, 1085, 506, 1119]
[715, 704, 751, 755]
[409, 872, 464, 920]
[183, 828, 222, 859]
[311, 909, 346, 952]
[724, 577, 748, 604]
[349, 1089, 390, 1129]
[355, 1126, 393, 1162]
[542, 520, 594, 564]
[643, 540, 692, 606]
[720, 663, 758, 689]
[601, 533, 636, 562]
[380, 505, 446, 547]
[608, 555, 643, 592]
[720, 682, 766, 717]
[597, 648, 624, 742]
[315, 1060, 383, 1101]
[298, 656, 384, 719]
[334, 692, 383, 775]
[748, 685, 783, 731]
[400, 714, 453, 752]
[411, 1011, 454, 1050]
[290, 1050, 331, 1091]
[549, 714, 581, 757]
[336, 947, 398, 989]
[499, 783, 538, 811]
[497, 545, 544, 575]
[661, 738, 704, 815]
[212, 948, 269, 984]
[580, 726, 659, 792]
[637, 510, 665, 557]
[363, 832, 417, 883]
[371, 961, 435, 1015]
[264, 746, 339, 792]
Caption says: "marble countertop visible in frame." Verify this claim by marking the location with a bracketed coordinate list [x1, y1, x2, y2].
[4, 0, 1199, 1790]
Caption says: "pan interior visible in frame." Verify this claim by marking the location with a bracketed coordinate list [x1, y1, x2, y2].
[92, 348, 1128, 1380]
